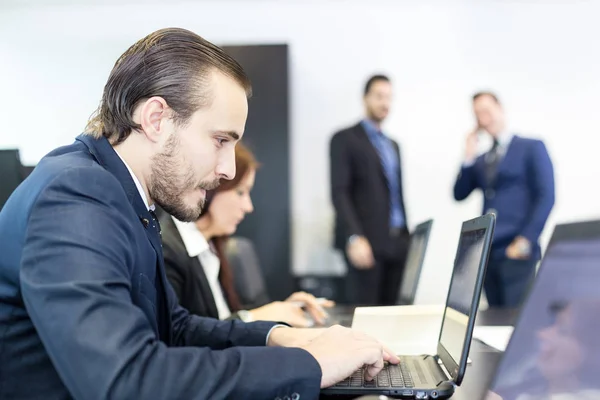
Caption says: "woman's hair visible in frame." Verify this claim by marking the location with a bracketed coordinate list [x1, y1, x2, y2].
[201, 143, 259, 312]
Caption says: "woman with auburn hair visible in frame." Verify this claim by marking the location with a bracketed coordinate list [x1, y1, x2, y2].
[160, 143, 333, 327]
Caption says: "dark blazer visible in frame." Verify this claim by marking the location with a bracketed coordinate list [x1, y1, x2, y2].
[0, 134, 321, 400]
[330, 122, 408, 256]
[454, 135, 555, 260]
[160, 211, 221, 320]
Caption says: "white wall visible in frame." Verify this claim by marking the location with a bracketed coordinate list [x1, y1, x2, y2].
[1, 0, 599, 304]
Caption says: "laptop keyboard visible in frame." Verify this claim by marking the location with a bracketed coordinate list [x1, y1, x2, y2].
[334, 361, 414, 388]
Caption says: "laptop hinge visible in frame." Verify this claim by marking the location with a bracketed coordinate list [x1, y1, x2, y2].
[436, 357, 453, 381]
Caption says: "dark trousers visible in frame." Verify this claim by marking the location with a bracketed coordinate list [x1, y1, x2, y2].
[344, 232, 409, 306]
[484, 256, 538, 308]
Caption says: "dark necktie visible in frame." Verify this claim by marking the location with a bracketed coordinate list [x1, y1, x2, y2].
[148, 209, 168, 342]
[485, 139, 501, 186]
[149, 209, 162, 237]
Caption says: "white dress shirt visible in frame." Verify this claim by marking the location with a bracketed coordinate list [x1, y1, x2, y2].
[115, 151, 155, 212]
[463, 130, 514, 167]
[171, 217, 232, 320]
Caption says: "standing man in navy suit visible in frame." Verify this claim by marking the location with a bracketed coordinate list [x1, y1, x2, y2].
[453, 91, 555, 308]
[0, 28, 398, 399]
[330, 75, 410, 306]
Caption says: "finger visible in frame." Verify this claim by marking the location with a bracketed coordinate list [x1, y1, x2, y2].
[305, 305, 326, 325]
[300, 296, 327, 322]
[320, 299, 336, 308]
[364, 349, 385, 381]
[382, 345, 400, 364]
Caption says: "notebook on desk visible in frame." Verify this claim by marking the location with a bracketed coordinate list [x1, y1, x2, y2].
[321, 213, 495, 399]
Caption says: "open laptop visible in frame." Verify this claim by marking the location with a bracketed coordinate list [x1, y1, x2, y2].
[397, 219, 434, 306]
[322, 213, 495, 399]
[478, 219, 600, 400]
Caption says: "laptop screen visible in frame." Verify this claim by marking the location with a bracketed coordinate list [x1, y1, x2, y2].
[488, 220, 600, 400]
[439, 227, 488, 368]
[397, 220, 432, 304]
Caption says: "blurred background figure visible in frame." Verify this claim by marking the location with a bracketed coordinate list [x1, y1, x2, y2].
[160, 143, 333, 327]
[495, 299, 600, 400]
[453, 92, 555, 308]
[330, 74, 409, 306]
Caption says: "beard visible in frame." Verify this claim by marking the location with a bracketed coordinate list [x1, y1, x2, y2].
[148, 133, 220, 222]
[367, 107, 388, 123]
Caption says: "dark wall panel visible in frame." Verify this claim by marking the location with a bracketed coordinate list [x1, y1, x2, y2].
[222, 44, 293, 301]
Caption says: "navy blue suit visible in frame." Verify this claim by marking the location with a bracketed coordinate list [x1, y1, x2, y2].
[454, 135, 555, 307]
[0, 134, 321, 399]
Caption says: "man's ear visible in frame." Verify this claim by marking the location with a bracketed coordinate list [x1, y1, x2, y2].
[138, 96, 170, 143]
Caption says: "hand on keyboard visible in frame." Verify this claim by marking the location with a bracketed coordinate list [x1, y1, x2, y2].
[300, 325, 400, 388]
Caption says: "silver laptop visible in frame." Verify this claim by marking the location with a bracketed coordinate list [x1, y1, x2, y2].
[397, 219, 433, 306]
[322, 214, 495, 399]
[483, 219, 600, 400]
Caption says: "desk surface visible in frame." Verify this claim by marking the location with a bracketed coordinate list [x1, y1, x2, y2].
[322, 307, 516, 400]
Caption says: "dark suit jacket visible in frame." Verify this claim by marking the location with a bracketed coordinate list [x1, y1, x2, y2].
[160, 212, 222, 320]
[160, 215, 267, 319]
[330, 122, 408, 256]
[454, 135, 555, 260]
[0, 134, 321, 400]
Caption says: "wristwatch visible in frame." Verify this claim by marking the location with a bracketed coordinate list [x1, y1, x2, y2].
[517, 239, 531, 256]
[347, 234, 360, 245]
[237, 310, 254, 322]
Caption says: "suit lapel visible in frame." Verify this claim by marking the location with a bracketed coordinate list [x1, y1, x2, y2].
[483, 135, 518, 189]
[76, 134, 172, 341]
[494, 135, 518, 183]
[353, 124, 388, 186]
[160, 215, 220, 319]
[190, 256, 220, 318]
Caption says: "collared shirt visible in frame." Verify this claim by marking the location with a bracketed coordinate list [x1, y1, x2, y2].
[171, 217, 232, 320]
[361, 119, 405, 228]
[494, 130, 514, 158]
[114, 149, 286, 342]
[463, 130, 514, 167]
[114, 150, 155, 212]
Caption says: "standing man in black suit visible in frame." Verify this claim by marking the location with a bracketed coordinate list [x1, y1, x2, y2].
[330, 75, 410, 306]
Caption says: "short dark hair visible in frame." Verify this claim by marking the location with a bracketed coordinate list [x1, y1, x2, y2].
[364, 74, 390, 96]
[86, 27, 252, 144]
[473, 91, 500, 104]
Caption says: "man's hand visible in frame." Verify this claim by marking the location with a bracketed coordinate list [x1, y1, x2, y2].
[346, 236, 375, 269]
[250, 301, 312, 327]
[266, 326, 326, 348]
[506, 236, 531, 260]
[300, 325, 400, 388]
[465, 126, 480, 163]
[285, 291, 335, 325]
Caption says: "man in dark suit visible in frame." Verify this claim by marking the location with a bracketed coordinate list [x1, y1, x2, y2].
[330, 75, 410, 306]
[454, 91, 555, 308]
[0, 28, 398, 399]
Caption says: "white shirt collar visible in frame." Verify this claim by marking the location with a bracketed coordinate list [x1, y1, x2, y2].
[495, 130, 514, 149]
[114, 150, 154, 211]
[171, 217, 231, 320]
[171, 216, 210, 258]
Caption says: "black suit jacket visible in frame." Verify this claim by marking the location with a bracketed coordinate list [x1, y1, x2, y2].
[330, 122, 408, 256]
[160, 212, 222, 320]
[0, 134, 321, 400]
